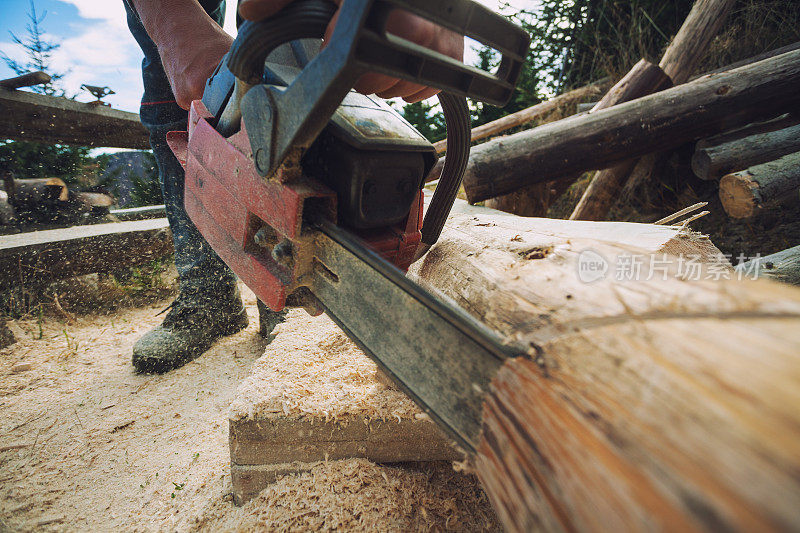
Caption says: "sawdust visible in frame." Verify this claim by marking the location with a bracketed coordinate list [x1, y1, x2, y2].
[186, 458, 500, 532]
[230, 311, 421, 423]
[1, 279, 497, 531]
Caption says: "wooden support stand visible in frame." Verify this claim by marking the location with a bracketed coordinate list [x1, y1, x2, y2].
[228, 313, 461, 505]
[719, 151, 800, 218]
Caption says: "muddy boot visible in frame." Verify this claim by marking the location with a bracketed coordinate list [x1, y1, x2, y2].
[132, 288, 249, 374]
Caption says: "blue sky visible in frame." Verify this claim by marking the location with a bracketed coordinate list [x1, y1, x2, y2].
[1, 0, 532, 115]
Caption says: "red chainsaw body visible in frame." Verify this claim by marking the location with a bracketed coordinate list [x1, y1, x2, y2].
[167, 100, 423, 312]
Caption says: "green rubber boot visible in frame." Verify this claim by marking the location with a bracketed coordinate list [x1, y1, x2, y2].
[132, 288, 249, 374]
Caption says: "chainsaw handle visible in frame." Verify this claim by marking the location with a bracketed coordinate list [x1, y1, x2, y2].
[228, 0, 337, 85]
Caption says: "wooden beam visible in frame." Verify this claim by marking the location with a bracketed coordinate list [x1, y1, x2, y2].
[719, 151, 800, 218]
[461, 49, 800, 203]
[407, 200, 800, 532]
[0, 88, 150, 149]
[692, 124, 800, 180]
[0, 218, 172, 290]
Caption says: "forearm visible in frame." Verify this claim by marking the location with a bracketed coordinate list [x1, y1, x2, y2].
[127, 0, 227, 53]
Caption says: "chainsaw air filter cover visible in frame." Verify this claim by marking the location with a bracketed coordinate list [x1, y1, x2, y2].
[302, 91, 437, 230]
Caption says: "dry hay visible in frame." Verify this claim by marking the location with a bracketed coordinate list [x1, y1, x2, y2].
[188, 458, 500, 532]
[229, 311, 421, 423]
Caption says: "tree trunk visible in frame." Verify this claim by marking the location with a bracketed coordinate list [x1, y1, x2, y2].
[718, 151, 800, 218]
[461, 49, 800, 203]
[408, 200, 800, 533]
[658, 0, 735, 84]
[692, 124, 800, 180]
[736, 245, 800, 286]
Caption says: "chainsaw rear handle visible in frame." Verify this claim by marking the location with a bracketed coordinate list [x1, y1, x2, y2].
[228, 0, 529, 107]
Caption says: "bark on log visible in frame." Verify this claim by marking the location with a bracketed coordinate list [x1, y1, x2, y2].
[408, 199, 800, 532]
[696, 113, 799, 149]
[0, 88, 149, 149]
[658, 0, 735, 85]
[736, 245, 800, 286]
[0, 218, 173, 290]
[461, 49, 800, 203]
[569, 60, 672, 220]
[431, 79, 610, 154]
[719, 151, 800, 218]
[5, 177, 69, 205]
[692, 123, 800, 180]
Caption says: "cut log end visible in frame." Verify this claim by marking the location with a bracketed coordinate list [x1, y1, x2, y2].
[719, 172, 758, 218]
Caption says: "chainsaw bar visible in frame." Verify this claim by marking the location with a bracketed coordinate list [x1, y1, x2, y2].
[309, 219, 525, 452]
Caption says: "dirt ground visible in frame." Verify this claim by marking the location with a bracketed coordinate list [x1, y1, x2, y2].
[0, 277, 498, 532]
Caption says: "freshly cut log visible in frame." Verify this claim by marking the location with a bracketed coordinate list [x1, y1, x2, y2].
[736, 245, 800, 286]
[431, 79, 610, 154]
[407, 199, 800, 532]
[461, 49, 800, 203]
[719, 151, 800, 218]
[5, 177, 69, 205]
[569, 59, 672, 220]
[692, 124, 800, 180]
[0, 218, 173, 289]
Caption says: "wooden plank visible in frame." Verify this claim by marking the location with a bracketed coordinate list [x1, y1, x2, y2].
[461, 48, 800, 203]
[0, 88, 150, 149]
[0, 218, 172, 289]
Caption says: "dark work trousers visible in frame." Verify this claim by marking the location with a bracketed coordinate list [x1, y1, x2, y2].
[124, 0, 238, 302]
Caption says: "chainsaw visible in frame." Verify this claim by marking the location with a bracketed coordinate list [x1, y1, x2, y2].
[167, 0, 529, 453]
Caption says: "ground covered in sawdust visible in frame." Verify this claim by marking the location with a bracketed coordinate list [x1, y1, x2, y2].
[0, 277, 499, 532]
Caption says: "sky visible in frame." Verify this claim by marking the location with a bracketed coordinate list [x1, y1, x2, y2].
[0, 0, 535, 114]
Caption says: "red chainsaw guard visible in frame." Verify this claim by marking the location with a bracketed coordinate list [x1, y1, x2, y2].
[167, 100, 423, 312]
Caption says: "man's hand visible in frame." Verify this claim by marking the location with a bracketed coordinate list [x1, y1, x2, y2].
[130, 0, 233, 110]
[238, 0, 464, 103]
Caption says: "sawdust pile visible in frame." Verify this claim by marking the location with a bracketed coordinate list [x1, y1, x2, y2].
[187, 458, 500, 532]
[230, 311, 420, 422]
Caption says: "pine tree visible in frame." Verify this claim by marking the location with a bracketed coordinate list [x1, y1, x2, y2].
[0, 0, 93, 186]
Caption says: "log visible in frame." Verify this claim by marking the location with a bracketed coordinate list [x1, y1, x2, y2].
[407, 199, 800, 532]
[461, 48, 800, 203]
[658, 0, 735, 85]
[736, 245, 800, 286]
[0, 88, 149, 149]
[718, 151, 800, 218]
[5, 177, 69, 205]
[696, 113, 799, 149]
[431, 79, 610, 154]
[569, 60, 672, 220]
[0, 218, 173, 290]
[692, 124, 800, 180]
[0, 71, 51, 90]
